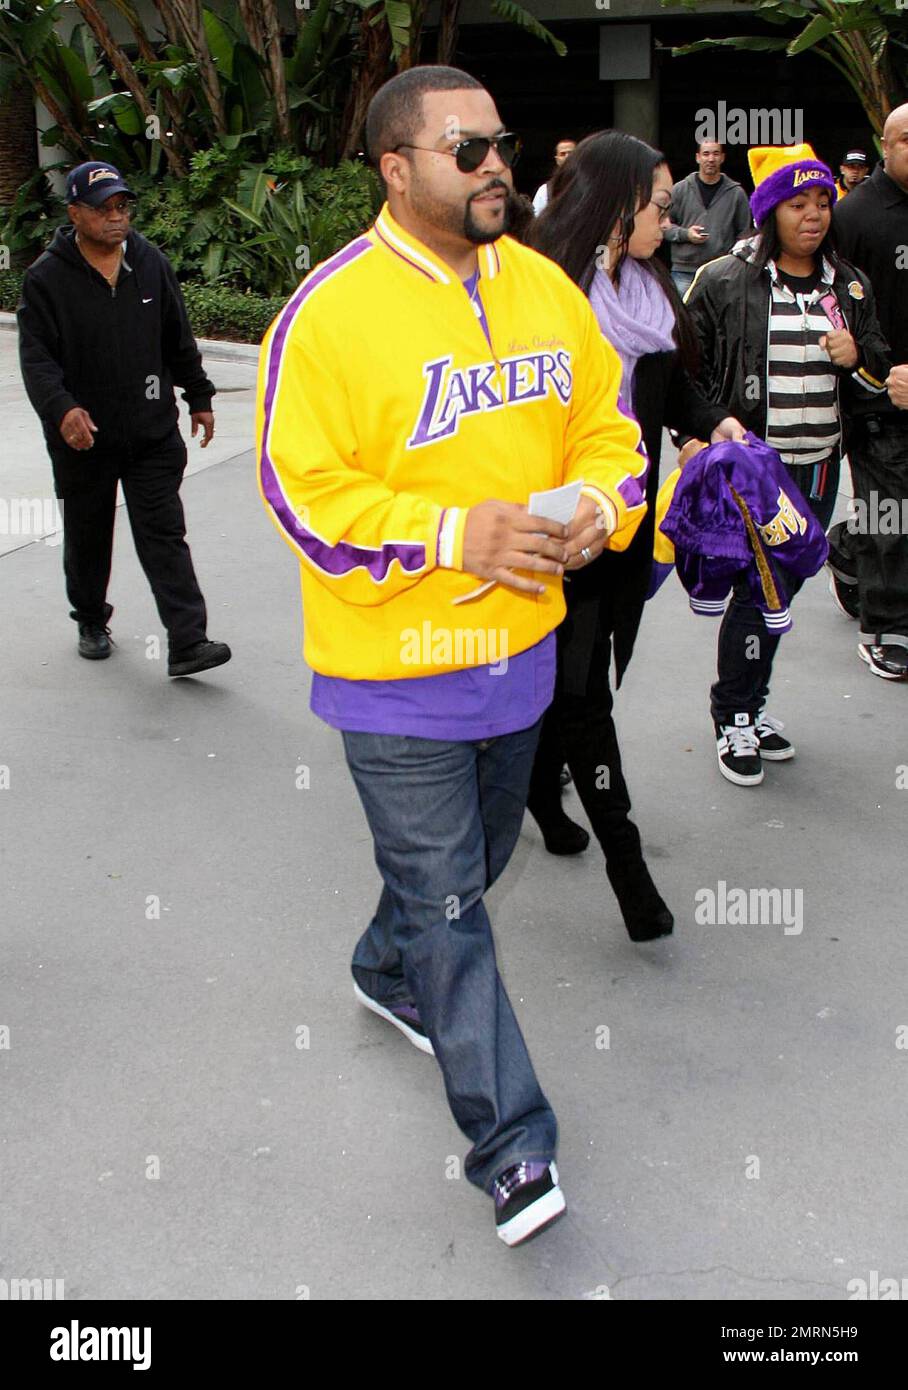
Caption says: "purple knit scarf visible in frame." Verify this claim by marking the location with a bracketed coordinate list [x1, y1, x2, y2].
[588, 258, 676, 396]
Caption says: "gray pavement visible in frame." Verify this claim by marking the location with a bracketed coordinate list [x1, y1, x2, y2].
[1, 325, 906, 1301]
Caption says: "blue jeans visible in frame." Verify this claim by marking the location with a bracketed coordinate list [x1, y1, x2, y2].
[671, 268, 696, 298]
[342, 721, 557, 1192]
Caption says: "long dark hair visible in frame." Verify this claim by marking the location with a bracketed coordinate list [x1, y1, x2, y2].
[527, 129, 699, 375]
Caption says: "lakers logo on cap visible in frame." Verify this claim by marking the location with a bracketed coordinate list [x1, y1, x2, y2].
[792, 168, 825, 187]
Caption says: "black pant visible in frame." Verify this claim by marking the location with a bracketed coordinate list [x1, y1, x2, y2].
[710, 457, 839, 725]
[528, 602, 642, 863]
[55, 430, 207, 653]
[827, 423, 908, 650]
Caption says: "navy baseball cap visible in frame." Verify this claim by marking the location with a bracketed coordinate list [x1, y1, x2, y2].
[842, 150, 868, 166]
[66, 161, 134, 207]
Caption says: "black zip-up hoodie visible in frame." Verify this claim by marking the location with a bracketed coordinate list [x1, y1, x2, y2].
[18, 225, 215, 457]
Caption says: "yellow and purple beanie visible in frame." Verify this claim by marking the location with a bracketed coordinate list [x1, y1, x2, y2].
[748, 143, 837, 226]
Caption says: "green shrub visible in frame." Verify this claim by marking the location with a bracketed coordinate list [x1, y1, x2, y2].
[3, 150, 381, 297]
[0, 270, 25, 311]
[134, 150, 381, 295]
[180, 284, 285, 342]
[0, 169, 66, 268]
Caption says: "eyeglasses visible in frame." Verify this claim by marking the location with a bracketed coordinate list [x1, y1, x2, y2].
[650, 198, 673, 216]
[393, 132, 522, 174]
[81, 197, 133, 217]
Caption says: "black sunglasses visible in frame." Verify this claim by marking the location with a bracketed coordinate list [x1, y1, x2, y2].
[394, 132, 522, 174]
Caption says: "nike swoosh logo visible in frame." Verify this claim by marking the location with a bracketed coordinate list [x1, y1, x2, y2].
[142, 297, 153, 303]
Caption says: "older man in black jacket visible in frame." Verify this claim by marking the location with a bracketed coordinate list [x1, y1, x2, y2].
[18, 161, 231, 677]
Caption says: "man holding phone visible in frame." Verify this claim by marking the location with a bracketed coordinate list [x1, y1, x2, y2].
[664, 140, 752, 296]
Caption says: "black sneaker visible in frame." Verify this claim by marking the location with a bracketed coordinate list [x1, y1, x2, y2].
[858, 643, 908, 681]
[494, 1161, 566, 1247]
[167, 639, 231, 678]
[828, 571, 860, 620]
[353, 981, 434, 1055]
[754, 713, 795, 761]
[78, 622, 113, 660]
[715, 721, 763, 786]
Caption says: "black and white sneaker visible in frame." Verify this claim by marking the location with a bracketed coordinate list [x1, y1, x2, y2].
[754, 713, 795, 761]
[353, 981, 435, 1055]
[493, 1161, 566, 1246]
[858, 643, 908, 681]
[827, 570, 860, 620]
[715, 721, 763, 786]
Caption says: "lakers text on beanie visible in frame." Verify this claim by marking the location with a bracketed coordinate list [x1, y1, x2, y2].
[748, 143, 837, 227]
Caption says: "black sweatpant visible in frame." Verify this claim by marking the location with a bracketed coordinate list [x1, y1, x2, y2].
[827, 422, 908, 651]
[710, 456, 839, 725]
[54, 429, 207, 654]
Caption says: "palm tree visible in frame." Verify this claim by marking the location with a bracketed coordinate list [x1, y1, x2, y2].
[0, 72, 37, 208]
[338, 0, 567, 157]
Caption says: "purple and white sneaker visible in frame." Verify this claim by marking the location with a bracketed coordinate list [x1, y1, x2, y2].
[493, 1161, 566, 1246]
[353, 981, 434, 1055]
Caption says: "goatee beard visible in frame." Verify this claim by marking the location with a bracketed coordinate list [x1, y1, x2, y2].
[464, 184, 511, 244]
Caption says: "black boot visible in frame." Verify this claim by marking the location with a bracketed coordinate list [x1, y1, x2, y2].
[527, 800, 590, 856]
[527, 708, 589, 855]
[605, 853, 674, 942]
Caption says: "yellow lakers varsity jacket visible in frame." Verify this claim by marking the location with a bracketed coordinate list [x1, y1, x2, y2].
[256, 203, 649, 680]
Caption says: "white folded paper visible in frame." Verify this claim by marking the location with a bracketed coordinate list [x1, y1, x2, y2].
[452, 480, 583, 605]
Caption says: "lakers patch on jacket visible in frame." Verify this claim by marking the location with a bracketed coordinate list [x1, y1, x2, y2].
[650, 435, 829, 633]
[256, 204, 648, 681]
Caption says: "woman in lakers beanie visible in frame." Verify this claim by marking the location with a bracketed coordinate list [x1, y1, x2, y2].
[684, 143, 891, 785]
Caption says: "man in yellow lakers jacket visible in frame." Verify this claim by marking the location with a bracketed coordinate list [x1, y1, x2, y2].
[257, 66, 648, 1247]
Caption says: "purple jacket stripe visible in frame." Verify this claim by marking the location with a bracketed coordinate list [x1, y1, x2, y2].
[612, 390, 649, 511]
[373, 224, 437, 282]
[260, 236, 428, 582]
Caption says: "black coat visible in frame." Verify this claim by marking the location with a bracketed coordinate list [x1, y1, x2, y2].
[18, 226, 215, 478]
[834, 165, 908, 392]
[565, 346, 726, 690]
[684, 241, 890, 449]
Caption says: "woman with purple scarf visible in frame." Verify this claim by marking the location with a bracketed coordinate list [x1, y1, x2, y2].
[525, 130, 744, 940]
